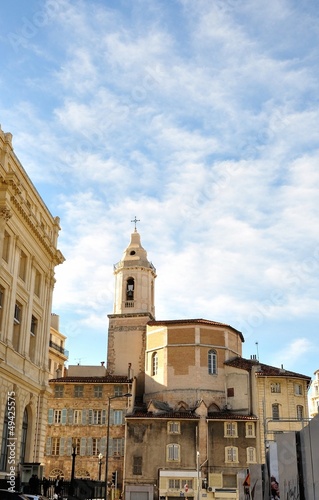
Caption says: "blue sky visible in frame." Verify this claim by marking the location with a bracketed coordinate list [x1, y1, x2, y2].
[1, 0, 319, 378]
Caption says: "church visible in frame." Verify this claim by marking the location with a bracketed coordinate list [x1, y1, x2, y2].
[46, 227, 311, 500]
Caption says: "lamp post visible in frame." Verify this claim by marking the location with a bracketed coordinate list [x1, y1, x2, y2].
[69, 439, 77, 498]
[98, 453, 103, 481]
[104, 393, 131, 500]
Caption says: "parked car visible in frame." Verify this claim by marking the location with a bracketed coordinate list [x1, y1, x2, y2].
[0, 490, 29, 500]
[23, 495, 46, 500]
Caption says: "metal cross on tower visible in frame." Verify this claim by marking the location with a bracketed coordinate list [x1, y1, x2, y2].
[131, 216, 140, 232]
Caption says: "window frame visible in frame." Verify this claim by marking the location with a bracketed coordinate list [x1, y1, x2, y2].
[272, 403, 280, 421]
[245, 422, 255, 438]
[247, 446, 256, 463]
[224, 421, 238, 438]
[54, 385, 64, 398]
[74, 385, 84, 397]
[270, 382, 281, 393]
[167, 443, 180, 462]
[167, 421, 180, 434]
[152, 352, 158, 376]
[296, 405, 304, 421]
[225, 446, 238, 463]
[208, 349, 217, 375]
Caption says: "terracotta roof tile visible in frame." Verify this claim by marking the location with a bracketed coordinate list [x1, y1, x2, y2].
[49, 375, 131, 383]
[148, 318, 244, 341]
[224, 357, 311, 382]
[207, 412, 258, 421]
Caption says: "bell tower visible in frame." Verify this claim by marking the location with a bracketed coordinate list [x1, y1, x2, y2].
[107, 223, 156, 395]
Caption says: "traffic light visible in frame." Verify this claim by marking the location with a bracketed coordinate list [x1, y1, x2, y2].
[111, 471, 117, 486]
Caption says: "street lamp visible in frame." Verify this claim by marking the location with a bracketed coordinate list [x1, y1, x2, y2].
[104, 393, 131, 500]
[69, 439, 77, 498]
[98, 453, 103, 481]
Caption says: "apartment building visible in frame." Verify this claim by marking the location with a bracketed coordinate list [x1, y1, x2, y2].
[0, 127, 64, 479]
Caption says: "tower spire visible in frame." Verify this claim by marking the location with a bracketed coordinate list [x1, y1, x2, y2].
[131, 216, 140, 232]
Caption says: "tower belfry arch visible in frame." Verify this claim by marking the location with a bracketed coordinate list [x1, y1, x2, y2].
[107, 228, 156, 396]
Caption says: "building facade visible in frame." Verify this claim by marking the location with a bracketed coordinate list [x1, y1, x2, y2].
[48, 314, 68, 379]
[45, 365, 132, 488]
[0, 127, 64, 480]
[107, 230, 311, 500]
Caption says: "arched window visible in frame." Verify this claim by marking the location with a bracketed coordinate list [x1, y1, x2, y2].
[272, 403, 280, 420]
[126, 278, 134, 301]
[19, 408, 28, 464]
[297, 405, 304, 420]
[152, 352, 158, 376]
[208, 349, 217, 374]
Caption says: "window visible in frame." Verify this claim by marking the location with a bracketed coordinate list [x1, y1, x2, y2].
[169, 479, 180, 489]
[113, 410, 124, 425]
[272, 404, 280, 420]
[29, 315, 38, 362]
[295, 383, 303, 395]
[54, 410, 62, 424]
[19, 250, 27, 280]
[208, 349, 217, 374]
[225, 446, 238, 463]
[54, 386, 64, 398]
[182, 480, 193, 489]
[133, 456, 142, 475]
[227, 387, 234, 397]
[92, 438, 99, 455]
[73, 410, 81, 424]
[112, 437, 125, 456]
[13, 302, 22, 352]
[30, 315, 37, 335]
[245, 422, 255, 438]
[92, 410, 103, 425]
[270, 383, 281, 393]
[14, 303, 22, 323]
[52, 437, 60, 456]
[74, 385, 84, 397]
[152, 352, 158, 376]
[224, 422, 238, 437]
[167, 444, 180, 462]
[94, 385, 103, 398]
[297, 405, 304, 420]
[168, 421, 180, 434]
[114, 386, 123, 397]
[74, 438, 81, 455]
[247, 447, 256, 463]
[126, 278, 134, 301]
[19, 409, 28, 465]
[34, 271, 41, 297]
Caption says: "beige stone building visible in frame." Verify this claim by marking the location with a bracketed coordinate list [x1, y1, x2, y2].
[224, 358, 311, 463]
[45, 365, 132, 486]
[0, 127, 64, 480]
[49, 314, 68, 379]
[308, 368, 319, 418]
[105, 230, 311, 500]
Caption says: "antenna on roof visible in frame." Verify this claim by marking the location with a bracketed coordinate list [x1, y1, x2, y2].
[255, 342, 259, 361]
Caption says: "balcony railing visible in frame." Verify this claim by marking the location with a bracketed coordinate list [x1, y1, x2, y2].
[49, 340, 69, 358]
